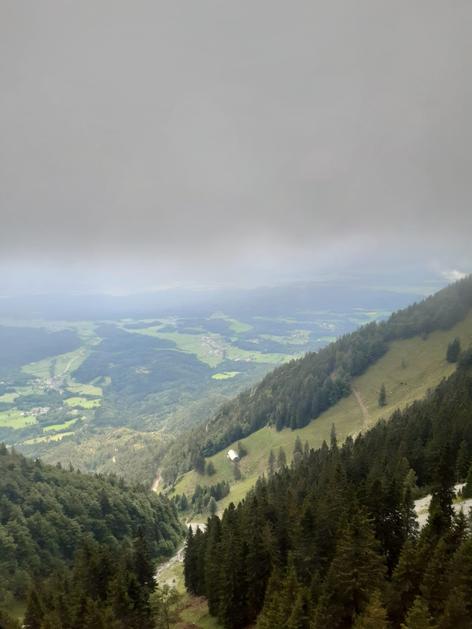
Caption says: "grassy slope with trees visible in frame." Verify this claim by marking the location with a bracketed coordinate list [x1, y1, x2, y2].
[170, 279, 472, 509]
[184, 349, 472, 628]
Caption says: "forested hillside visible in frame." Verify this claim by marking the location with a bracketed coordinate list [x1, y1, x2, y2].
[162, 276, 472, 483]
[0, 447, 183, 623]
[185, 349, 472, 628]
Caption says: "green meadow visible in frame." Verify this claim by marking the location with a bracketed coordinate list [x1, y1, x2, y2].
[211, 371, 240, 380]
[64, 397, 101, 409]
[0, 410, 36, 428]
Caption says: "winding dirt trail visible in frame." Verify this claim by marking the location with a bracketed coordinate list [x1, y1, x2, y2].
[154, 522, 206, 585]
[352, 387, 370, 429]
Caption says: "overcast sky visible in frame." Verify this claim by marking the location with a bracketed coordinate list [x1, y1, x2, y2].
[1, 1, 471, 293]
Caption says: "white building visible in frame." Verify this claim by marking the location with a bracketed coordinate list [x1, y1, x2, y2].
[227, 449, 240, 462]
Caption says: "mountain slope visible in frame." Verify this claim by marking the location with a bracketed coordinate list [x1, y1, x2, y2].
[161, 276, 472, 486]
[184, 353, 472, 628]
[171, 288, 472, 510]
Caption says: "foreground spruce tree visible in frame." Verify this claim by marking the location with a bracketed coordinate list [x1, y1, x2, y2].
[313, 509, 386, 628]
[352, 591, 389, 629]
[24, 536, 157, 629]
[401, 596, 435, 629]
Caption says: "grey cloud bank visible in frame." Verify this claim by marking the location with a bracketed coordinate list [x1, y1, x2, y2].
[1, 1, 471, 287]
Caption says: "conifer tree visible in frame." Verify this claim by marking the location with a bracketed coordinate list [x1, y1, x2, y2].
[133, 528, 155, 593]
[426, 442, 455, 538]
[183, 527, 196, 593]
[292, 436, 303, 466]
[204, 516, 222, 616]
[330, 423, 337, 450]
[439, 537, 472, 626]
[256, 569, 286, 629]
[257, 562, 301, 629]
[446, 337, 461, 363]
[277, 446, 287, 470]
[217, 505, 247, 629]
[109, 563, 134, 625]
[81, 599, 107, 629]
[237, 441, 248, 458]
[287, 585, 311, 629]
[455, 440, 469, 481]
[208, 496, 217, 516]
[313, 509, 386, 627]
[419, 539, 449, 617]
[352, 590, 389, 629]
[462, 461, 472, 498]
[378, 383, 387, 407]
[206, 461, 216, 476]
[401, 596, 436, 629]
[388, 539, 423, 624]
[268, 450, 275, 476]
[440, 588, 470, 629]
[23, 585, 44, 629]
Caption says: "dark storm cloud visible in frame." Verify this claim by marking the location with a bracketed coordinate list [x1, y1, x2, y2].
[1, 0, 471, 276]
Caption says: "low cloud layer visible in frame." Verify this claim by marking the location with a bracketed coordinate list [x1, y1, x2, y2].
[1, 1, 471, 287]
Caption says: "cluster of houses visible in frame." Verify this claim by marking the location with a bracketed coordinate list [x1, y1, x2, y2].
[20, 406, 50, 417]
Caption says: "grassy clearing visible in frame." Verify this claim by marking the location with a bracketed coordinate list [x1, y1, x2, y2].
[22, 346, 90, 380]
[64, 397, 101, 409]
[134, 326, 293, 367]
[224, 345, 295, 364]
[173, 311, 472, 511]
[260, 329, 311, 346]
[225, 318, 253, 334]
[0, 392, 18, 403]
[177, 595, 222, 629]
[43, 419, 78, 432]
[156, 554, 186, 593]
[0, 410, 36, 428]
[211, 371, 240, 380]
[23, 431, 74, 445]
[137, 330, 224, 368]
[66, 383, 102, 397]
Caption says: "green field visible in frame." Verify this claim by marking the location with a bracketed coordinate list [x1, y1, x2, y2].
[211, 371, 240, 380]
[0, 392, 18, 403]
[22, 346, 91, 380]
[173, 311, 472, 512]
[43, 419, 78, 432]
[64, 396, 101, 409]
[222, 317, 253, 334]
[23, 431, 75, 445]
[66, 383, 102, 396]
[157, 554, 220, 627]
[178, 597, 222, 629]
[0, 410, 36, 428]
